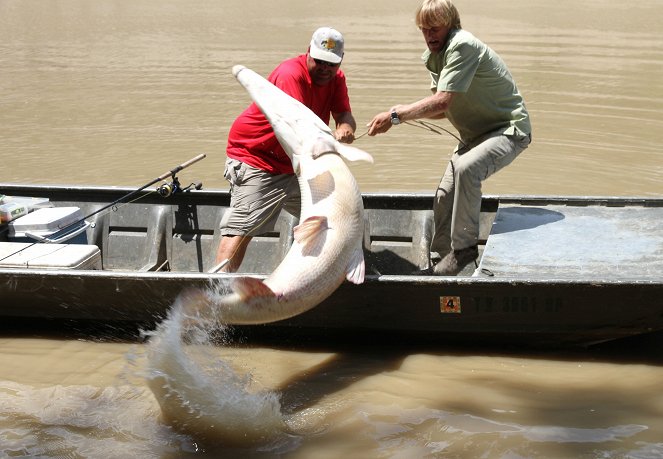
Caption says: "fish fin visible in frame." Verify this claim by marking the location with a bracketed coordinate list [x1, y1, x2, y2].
[345, 246, 366, 284]
[232, 276, 276, 301]
[293, 216, 328, 246]
[336, 144, 374, 164]
[308, 136, 373, 165]
[308, 134, 339, 160]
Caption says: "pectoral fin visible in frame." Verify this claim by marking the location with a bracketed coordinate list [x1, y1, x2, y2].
[336, 144, 374, 164]
[345, 246, 366, 284]
[308, 136, 374, 164]
[293, 216, 328, 247]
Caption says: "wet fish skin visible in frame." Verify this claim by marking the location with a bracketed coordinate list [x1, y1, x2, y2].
[182, 65, 373, 325]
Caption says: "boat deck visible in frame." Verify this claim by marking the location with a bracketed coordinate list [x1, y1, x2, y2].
[477, 204, 663, 279]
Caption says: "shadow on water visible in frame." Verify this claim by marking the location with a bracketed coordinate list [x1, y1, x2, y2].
[1, 317, 662, 367]
[276, 351, 408, 416]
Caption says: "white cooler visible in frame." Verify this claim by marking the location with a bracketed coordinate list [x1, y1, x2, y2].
[0, 242, 101, 270]
[7, 207, 90, 244]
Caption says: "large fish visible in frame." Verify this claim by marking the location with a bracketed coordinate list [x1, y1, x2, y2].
[183, 65, 373, 324]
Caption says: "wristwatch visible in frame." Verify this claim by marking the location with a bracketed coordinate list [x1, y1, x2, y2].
[390, 110, 401, 125]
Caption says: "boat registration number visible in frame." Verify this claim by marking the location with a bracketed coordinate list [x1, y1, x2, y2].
[440, 296, 461, 314]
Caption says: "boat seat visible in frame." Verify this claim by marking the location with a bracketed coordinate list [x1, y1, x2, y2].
[363, 209, 434, 275]
[237, 210, 297, 274]
[168, 202, 218, 273]
[101, 204, 171, 271]
[168, 204, 294, 274]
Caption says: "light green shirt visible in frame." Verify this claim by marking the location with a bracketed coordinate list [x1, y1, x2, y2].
[422, 29, 531, 143]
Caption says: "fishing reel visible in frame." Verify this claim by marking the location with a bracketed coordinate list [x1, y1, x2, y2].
[157, 175, 203, 197]
[157, 176, 181, 197]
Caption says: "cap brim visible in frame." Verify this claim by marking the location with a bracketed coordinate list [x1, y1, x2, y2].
[309, 47, 343, 64]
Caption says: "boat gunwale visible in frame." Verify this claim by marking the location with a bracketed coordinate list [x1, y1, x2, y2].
[0, 267, 661, 286]
[2, 182, 663, 204]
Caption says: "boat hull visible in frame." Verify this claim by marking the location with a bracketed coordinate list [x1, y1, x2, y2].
[1, 268, 661, 347]
[1, 183, 662, 347]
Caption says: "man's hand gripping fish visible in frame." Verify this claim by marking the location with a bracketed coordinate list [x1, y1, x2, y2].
[182, 65, 373, 324]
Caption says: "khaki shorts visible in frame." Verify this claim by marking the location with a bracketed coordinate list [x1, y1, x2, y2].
[220, 158, 300, 236]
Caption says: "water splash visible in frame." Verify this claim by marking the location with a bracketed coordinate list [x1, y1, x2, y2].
[0, 381, 193, 458]
[143, 293, 288, 448]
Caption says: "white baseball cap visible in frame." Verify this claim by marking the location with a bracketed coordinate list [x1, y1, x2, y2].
[309, 27, 344, 64]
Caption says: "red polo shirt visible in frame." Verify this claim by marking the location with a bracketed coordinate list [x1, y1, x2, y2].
[226, 54, 352, 174]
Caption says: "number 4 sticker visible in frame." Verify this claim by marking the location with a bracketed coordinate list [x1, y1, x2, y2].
[440, 296, 461, 314]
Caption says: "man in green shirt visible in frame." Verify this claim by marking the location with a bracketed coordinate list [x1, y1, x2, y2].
[367, 0, 531, 275]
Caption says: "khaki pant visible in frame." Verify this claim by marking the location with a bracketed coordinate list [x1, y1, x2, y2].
[220, 158, 300, 237]
[431, 131, 531, 258]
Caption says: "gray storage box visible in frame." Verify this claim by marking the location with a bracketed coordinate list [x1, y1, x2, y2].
[8, 207, 90, 244]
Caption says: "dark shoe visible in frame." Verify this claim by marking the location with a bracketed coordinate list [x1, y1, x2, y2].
[433, 245, 479, 276]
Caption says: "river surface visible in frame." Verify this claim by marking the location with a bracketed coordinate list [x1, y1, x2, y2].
[1, 0, 663, 457]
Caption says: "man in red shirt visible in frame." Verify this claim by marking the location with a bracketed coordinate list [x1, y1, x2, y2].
[214, 27, 357, 272]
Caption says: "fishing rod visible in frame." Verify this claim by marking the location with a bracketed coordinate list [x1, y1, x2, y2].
[36, 153, 207, 243]
[0, 154, 206, 261]
[84, 153, 206, 222]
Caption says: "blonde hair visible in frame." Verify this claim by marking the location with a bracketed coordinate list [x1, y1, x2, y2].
[415, 0, 462, 30]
